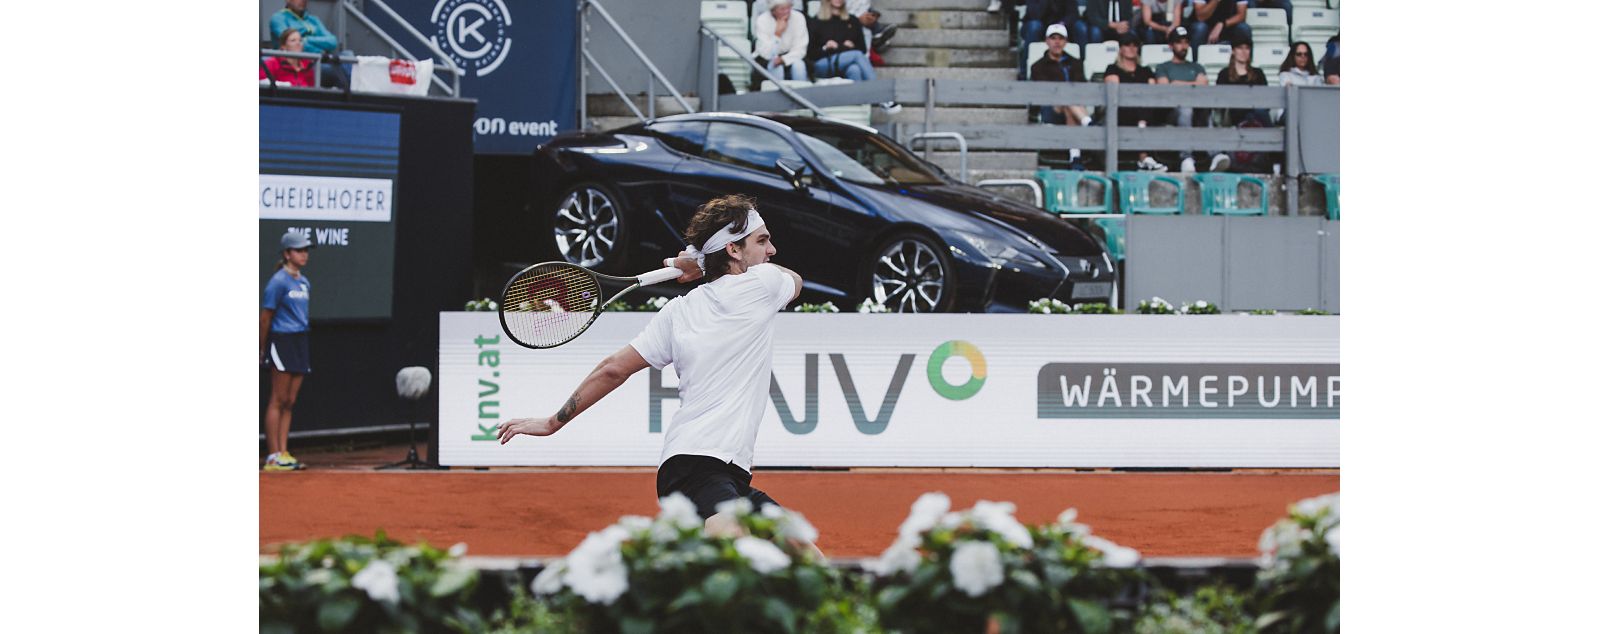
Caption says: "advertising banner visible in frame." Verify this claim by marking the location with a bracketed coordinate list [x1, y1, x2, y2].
[439, 314, 1340, 468]
[368, 0, 576, 154]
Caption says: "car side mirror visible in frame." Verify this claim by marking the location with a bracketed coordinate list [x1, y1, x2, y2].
[775, 159, 809, 191]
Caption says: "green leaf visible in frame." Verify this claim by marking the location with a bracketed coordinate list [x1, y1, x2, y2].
[429, 566, 475, 598]
[794, 566, 824, 602]
[317, 595, 362, 632]
[1067, 598, 1112, 634]
[703, 570, 739, 606]
[762, 597, 798, 634]
[666, 589, 704, 612]
[1325, 600, 1340, 632]
[621, 616, 656, 634]
[877, 585, 909, 612]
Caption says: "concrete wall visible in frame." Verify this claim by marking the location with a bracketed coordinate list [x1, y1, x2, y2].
[581, 0, 703, 95]
[1124, 216, 1339, 313]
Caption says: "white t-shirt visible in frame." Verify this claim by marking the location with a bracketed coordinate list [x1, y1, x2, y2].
[629, 263, 796, 472]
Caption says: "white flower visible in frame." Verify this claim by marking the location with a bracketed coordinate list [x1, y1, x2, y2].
[949, 541, 1004, 597]
[775, 509, 819, 544]
[1326, 525, 1340, 557]
[563, 526, 630, 604]
[448, 543, 468, 558]
[868, 536, 923, 576]
[1082, 535, 1140, 568]
[618, 515, 653, 534]
[1293, 493, 1340, 521]
[351, 559, 401, 604]
[971, 500, 1033, 548]
[715, 497, 753, 517]
[735, 536, 792, 574]
[761, 503, 785, 519]
[899, 492, 951, 541]
[658, 493, 702, 530]
[531, 561, 566, 595]
[1056, 508, 1092, 536]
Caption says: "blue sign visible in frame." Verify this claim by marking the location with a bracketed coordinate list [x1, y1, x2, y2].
[372, 0, 576, 154]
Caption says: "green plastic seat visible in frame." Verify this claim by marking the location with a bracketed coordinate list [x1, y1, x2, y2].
[1314, 173, 1339, 220]
[1113, 172, 1185, 215]
[1196, 173, 1269, 216]
[1036, 170, 1123, 260]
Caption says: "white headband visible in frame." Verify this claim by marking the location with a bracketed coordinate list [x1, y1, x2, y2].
[685, 208, 766, 271]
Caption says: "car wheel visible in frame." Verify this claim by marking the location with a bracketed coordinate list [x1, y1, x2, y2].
[868, 232, 955, 313]
[551, 182, 627, 271]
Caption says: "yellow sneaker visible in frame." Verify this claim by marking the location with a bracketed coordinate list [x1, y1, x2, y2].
[277, 451, 306, 470]
[263, 454, 294, 472]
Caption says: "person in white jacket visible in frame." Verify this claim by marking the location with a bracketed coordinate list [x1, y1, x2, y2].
[754, 0, 809, 89]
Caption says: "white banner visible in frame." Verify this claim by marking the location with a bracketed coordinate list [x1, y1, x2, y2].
[259, 174, 394, 222]
[439, 313, 1339, 468]
[350, 56, 435, 97]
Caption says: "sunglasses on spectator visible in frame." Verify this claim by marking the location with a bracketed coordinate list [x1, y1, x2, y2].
[1294, 51, 1310, 56]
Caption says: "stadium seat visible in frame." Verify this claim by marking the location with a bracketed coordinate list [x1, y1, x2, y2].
[1327, 0, 1339, 8]
[1195, 44, 1231, 79]
[1291, 7, 1339, 50]
[702, 1, 754, 91]
[1196, 173, 1269, 216]
[1038, 170, 1124, 260]
[1083, 41, 1119, 81]
[1245, 8, 1289, 50]
[1026, 42, 1048, 75]
[1314, 173, 1339, 220]
[1038, 170, 1113, 214]
[1260, 44, 1292, 86]
[1114, 172, 1186, 215]
[1141, 44, 1173, 67]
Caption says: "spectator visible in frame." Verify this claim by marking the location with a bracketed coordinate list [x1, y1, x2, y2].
[1215, 36, 1269, 127]
[1141, 0, 1183, 45]
[1082, 0, 1136, 44]
[754, 0, 810, 90]
[269, 0, 338, 54]
[1017, 0, 1082, 79]
[1102, 32, 1166, 171]
[1030, 23, 1092, 169]
[847, 0, 898, 51]
[1274, 40, 1323, 123]
[1155, 27, 1228, 173]
[1324, 54, 1339, 85]
[1190, 0, 1251, 47]
[260, 29, 315, 87]
[1320, 32, 1338, 77]
[811, 0, 901, 112]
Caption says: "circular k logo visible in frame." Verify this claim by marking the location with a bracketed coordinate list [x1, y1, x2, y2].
[431, 0, 513, 77]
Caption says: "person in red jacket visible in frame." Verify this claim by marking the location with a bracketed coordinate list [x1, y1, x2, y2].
[260, 29, 314, 87]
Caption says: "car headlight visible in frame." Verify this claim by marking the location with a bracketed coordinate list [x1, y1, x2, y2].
[954, 232, 1047, 269]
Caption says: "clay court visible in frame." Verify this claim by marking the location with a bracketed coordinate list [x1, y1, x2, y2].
[261, 443, 1338, 559]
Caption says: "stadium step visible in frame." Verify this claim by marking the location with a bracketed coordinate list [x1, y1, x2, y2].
[589, 115, 646, 132]
[882, 46, 1014, 68]
[585, 94, 701, 118]
[875, 105, 1030, 125]
[874, 0, 998, 11]
[922, 151, 1040, 172]
[874, 8, 1005, 30]
[886, 27, 1011, 50]
[879, 66, 1019, 81]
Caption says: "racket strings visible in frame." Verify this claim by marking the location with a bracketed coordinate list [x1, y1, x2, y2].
[502, 263, 603, 347]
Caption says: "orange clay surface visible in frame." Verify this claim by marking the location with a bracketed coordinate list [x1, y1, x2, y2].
[261, 444, 1337, 558]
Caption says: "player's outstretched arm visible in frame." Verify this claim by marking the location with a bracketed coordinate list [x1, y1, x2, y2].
[766, 262, 805, 303]
[497, 345, 650, 444]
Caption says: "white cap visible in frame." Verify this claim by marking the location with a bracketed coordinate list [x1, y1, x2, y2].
[1045, 23, 1069, 40]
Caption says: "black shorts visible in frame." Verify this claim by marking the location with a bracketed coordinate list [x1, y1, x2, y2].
[262, 331, 311, 374]
[656, 454, 781, 520]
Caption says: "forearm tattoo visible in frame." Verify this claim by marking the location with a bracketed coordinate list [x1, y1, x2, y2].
[556, 395, 579, 423]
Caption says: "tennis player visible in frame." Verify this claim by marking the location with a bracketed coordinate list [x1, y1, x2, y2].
[497, 194, 808, 542]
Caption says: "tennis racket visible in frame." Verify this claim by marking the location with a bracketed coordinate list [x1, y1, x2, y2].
[498, 261, 684, 349]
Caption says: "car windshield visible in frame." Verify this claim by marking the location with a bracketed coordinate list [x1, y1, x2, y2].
[794, 128, 946, 186]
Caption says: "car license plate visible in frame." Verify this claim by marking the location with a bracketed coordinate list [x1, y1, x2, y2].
[1070, 282, 1111, 299]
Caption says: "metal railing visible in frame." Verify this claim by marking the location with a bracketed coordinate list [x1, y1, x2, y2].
[338, 0, 463, 96]
[698, 25, 824, 117]
[580, 0, 695, 125]
[909, 132, 969, 183]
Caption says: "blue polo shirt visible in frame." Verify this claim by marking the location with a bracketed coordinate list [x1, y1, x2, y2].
[263, 269, 311, 333]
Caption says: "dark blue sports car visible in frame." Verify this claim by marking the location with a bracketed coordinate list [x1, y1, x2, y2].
[528, 112, 1116, 312]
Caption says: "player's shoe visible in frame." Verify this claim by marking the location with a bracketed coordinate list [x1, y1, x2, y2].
[263, 454, 294, 472]
[277, 451, 306, 470]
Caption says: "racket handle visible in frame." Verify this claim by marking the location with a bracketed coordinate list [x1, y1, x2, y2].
[636, 266, 684, 286]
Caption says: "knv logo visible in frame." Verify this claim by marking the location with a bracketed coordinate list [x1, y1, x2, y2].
[647, 340, 987, 434]
[431, 0, 513, 77]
